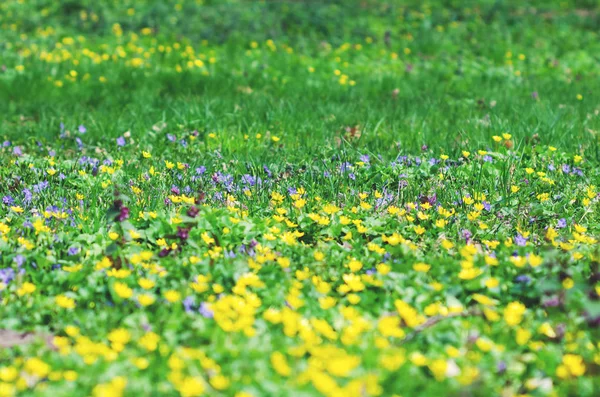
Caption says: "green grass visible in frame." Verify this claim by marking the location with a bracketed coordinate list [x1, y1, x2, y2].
[0, 1, 599, 397]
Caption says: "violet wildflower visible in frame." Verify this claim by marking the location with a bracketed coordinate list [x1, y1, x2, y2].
[515, 234, 527, 246]
[199, 302, 214, 318]
[183, 296, 195, 313]
[176, 227, 190, 241]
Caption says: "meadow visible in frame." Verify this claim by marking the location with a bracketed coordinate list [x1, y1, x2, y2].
[1, 0, 599, 396]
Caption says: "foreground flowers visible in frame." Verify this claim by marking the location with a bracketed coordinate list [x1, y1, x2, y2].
[0, 134, 598, 397]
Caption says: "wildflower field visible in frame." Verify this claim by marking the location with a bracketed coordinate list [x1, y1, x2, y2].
[1, 0, 600, 396]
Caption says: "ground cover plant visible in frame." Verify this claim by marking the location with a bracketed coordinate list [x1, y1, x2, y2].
[1, 0, 600, 396]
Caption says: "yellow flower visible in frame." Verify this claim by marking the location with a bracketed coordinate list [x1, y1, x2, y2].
[271, 352, 291, 377]
[10, 206, 24, 213]
[17, 282, 36, 296]
[472, 294, 496, 306]
[414, 225, 426, 235]
[413, 262, 430, 273]
[164, 290, 181, 303]
[113, 282, 133, 299]
[137, 294, 156, 306]
[138, 278, 155, 290]
[538, 322, 556, 338]
[409, 352, 428, 366]
[485, 278, 499, 288]
[458, 267, 483, 280]
[210, 375, 230, 390]
[528, 254, 543, 267]
[562, 354, 586, 377]
[142, 151, 152, 158]
[55, 295, 76, 309]
[108, 328, 131, 345]
[504, 301, 526, 326]
[178, 376, 205, 397]
[138, 332, 160, 351]
[24, 358, 50, 378]
[0, 366, 18, 382]
[562, 278, 574, 289]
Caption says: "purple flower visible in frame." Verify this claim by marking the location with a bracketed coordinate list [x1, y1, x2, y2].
[167, 133, 176, 142]
[78, 125, 87, 134]
[263, 165, 272, 178]
[22, 189, 32, 203]
[199, 302, 214, 318]
[2, 141, 10, 147]
[287, 187, 297, 195]
[68, 246, 80, 256]
[187, 206, 199, 218]
[497, 361, 507, 373]
[177, 227, 190, 240]
[483, 155, 493, 163]
[340, 162, 352, 173]
[515, 275, 531, 284]
[557, 218, 567, 228]
[348, 173, 356, 180]
[196, 166, 206, 175]
[323, 171, 331, 178]
[117, 206, 130, 222]
[515, 234, 527, 246]
[2, 196, 14, 206]
[242, 174, 257, 186]
[0, 268, 16, 284]
[183, 296, 195, 313]
[116, 136, 126, 147]
[13, 146, 22, 156]
[14, 255, 25, 267]
[461, 229, 472, 241]
[359, 154, 370, 163]
[531, 91, 539, 100]
[483, 201, 491, 211]
[33, 181, 49, 193]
